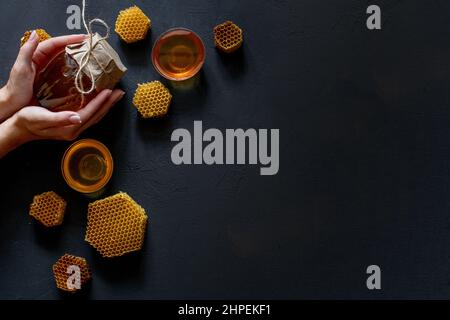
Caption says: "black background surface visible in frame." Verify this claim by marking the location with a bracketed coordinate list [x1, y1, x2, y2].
[0, 0, 449, 299]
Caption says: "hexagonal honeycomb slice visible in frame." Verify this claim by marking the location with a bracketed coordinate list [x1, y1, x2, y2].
[115, 6, 151, 43]
[85, 192, 148, 258]
[53, 254, 92, 293]
[20, 29, 51, 46]
[133, 81, 172, 119]
[29, 191, 66, 227]
[214, 21, 243, 53]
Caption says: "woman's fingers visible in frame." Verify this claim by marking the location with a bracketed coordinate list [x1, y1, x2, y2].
[42, 111, 82, 128]
[45, 89, 122, 140]
[32, 89, 123, 141]
[79, 90, 124, 131]
[32, 34, 86, 70]
[18, 107, 81, 129]
[78, 89, 113, 123]
[74, 90, 123, 137]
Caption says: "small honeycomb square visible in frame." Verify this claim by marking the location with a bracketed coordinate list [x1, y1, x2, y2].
[53, 254, 91, 293]
[115, 6, 151, 43]
[29, 191, 66, 227]
[133, 81, 172, 119]
[20, 29, 51, 46]
[214, 21, 243, 53]
[85, 192, 148, 258]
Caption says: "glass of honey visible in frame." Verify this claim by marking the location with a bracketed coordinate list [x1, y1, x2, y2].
[151, 28, 205, 81]
[61, 139, 113, 196]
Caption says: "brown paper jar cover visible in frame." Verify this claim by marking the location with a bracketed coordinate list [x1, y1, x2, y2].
[34, 33, 127, 111]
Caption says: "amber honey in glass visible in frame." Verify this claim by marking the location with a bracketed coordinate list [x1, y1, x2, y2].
[34, 50, 95, 112]
[152, 28, 205, 81]
[62, 139, 113, 195]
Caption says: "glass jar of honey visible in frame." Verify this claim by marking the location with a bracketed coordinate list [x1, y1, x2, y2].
[34, 33, 127, 111]
[34, 50, 95, 111]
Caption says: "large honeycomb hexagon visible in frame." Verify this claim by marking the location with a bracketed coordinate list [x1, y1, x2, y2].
[29, 191, 66, 227]
[85, 192, 148, 258]
[53, 254, 92, 293]
[115, 6, 151, 43]
[132, 81, 172, 119]
[20, 29, 51, 46]
[214, 21, 243, 53]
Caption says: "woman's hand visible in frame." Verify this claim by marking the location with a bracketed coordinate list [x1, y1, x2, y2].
[0, 32, 86, 122]
[0, 89, 124, 158]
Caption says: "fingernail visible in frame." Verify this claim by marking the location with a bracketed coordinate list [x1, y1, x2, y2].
[29, 30, 37, 42]
[69, 115, 82, 124]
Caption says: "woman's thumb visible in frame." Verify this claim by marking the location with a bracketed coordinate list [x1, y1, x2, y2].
[45, 111, 82, 127]
[23, 108, 82, 128]
[17, 31, 39, 65]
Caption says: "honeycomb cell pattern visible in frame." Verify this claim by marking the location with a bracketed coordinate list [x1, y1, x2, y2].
[85, 192, 148, 258]
[133, 81, 172, 119]
[115, 6, 151, 43]
[29, 191, 66, 227]
[20, 29, 51, 46]
[214, 21, 243, 53]
[53, 254, 92, 293]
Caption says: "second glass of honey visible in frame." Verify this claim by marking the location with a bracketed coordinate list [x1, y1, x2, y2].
[151, 28, 206, 81]
[61, 139, 113, 197]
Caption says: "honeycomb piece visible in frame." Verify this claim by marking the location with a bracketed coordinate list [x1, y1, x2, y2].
[20, 29, 51, 46]
[29, 191, 66, 227]
[214, 21, 243, 53]
[53, 254, 92, 293]
[85, 192, 148, 258]
[132, 81, 172, 119]
[115, 6, 151, 43]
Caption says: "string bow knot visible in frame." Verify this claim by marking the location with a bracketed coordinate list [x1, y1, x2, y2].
[74, 0, 110, 96]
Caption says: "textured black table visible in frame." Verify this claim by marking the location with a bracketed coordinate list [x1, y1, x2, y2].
[0, 0, 450, 299]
